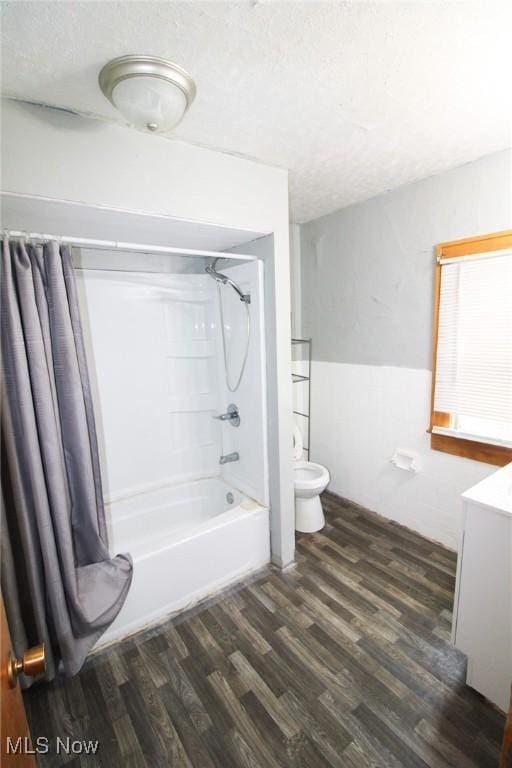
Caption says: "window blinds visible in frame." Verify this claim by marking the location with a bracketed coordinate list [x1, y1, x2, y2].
[433, 249, 512, 447]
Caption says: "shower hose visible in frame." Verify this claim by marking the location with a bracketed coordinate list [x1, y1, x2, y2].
[217, 281, 250, 392]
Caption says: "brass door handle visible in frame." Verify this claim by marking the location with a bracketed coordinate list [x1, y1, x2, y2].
[7, 643, 46, 688]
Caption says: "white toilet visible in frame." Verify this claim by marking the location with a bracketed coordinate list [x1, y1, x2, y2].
[293, 424, 330, 533]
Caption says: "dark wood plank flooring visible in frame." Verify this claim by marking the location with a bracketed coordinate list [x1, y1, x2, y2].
[24, 492, 505, 767]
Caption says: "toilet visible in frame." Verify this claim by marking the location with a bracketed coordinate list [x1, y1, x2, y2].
[293, 423, 330, 533]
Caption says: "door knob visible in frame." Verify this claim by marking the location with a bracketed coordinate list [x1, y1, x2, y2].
[7, 643, 46, 688]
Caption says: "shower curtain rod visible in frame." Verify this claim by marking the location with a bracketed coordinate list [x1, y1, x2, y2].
[4, 230, 257, 261]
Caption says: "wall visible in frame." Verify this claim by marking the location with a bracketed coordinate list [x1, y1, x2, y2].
[213, 260, 268, 507]
[76, 269, 221, 501]
[2, 99, 294, 566]
[77, 258, 268, 508]
[300, 149, 512, 549]
[228, 235, 291, 555]
[289, 223, 302, 338]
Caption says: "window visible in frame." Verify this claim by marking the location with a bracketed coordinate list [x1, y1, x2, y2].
[429, 230, 512, 466]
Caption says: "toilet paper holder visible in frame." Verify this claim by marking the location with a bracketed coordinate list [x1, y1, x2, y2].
[390, 449, 420, 473]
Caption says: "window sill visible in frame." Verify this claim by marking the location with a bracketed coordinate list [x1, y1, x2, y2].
[430, 432, 512, 466]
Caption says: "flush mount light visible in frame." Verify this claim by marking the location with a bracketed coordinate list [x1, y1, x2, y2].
[98, 55, 196, 133]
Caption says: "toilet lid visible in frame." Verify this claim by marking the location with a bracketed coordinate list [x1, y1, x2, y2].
[293, 424, 303, 460]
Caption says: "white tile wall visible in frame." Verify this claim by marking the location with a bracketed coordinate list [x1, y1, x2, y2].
[311, 361, 496, 549]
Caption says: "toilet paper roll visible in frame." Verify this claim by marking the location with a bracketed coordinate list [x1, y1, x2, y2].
[293, 423, 304, 460]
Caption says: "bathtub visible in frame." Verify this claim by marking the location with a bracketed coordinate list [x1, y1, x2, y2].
[98, 476, 270, 647]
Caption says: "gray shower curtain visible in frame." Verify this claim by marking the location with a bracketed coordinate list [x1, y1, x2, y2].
[1, 237, 132, 682]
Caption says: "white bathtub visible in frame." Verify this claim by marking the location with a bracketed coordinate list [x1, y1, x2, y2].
[98, 477, 270, 647]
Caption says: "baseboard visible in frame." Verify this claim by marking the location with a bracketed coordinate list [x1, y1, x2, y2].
[322, 489, 457, 555]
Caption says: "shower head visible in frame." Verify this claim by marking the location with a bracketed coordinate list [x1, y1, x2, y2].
[207, 257, 252, 392]
[205, 260, 251, 304]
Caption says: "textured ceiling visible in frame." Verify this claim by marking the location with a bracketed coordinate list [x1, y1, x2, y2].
[1, 1, 511, 222]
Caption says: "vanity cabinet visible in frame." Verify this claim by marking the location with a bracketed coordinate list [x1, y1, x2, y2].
[452, 462, 512, 712]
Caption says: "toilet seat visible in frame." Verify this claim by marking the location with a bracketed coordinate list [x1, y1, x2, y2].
[294, 461, 330, 492]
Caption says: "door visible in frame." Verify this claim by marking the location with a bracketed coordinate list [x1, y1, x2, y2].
[1, 593, 43, 767]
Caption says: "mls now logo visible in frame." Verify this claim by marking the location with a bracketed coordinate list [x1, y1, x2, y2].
[6, 736, 100, 755]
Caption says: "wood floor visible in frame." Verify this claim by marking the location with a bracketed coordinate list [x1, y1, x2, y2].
[25, 492, 505, 767]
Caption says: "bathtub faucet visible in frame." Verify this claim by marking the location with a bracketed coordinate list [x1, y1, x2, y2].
[219, 452, 239, 465]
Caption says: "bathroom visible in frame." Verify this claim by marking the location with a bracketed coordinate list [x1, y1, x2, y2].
[1, 2, 511, 767]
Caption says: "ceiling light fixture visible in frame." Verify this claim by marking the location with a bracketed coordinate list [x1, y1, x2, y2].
[98, 55, 196, 133]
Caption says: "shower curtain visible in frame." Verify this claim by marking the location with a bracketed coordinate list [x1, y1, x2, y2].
[1, 237, 132, 682]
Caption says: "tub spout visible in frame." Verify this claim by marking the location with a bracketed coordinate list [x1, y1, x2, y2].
[219, 451, 239, 465]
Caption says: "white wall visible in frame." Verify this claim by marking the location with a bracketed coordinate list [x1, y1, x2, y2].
[299, 150, 512, 550]
[2, 101, 284, 236]
[217, 261, 269, 507]
[2, 99, 294, 566]
[76, 270, 221, 501]
[311, 362, 493, 548]
[289, 223, 302, 338]
[77, 261, 268, 510]
[228, 235, 294, 566]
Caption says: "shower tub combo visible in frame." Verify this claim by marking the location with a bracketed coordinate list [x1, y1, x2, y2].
[102, 477, 269, 644]
[75, 252, 270, 647]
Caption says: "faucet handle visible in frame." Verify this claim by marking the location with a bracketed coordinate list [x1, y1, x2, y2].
[213, 404, 240, 427]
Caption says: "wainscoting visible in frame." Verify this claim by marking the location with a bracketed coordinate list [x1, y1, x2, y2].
[309, 361, 496, 550]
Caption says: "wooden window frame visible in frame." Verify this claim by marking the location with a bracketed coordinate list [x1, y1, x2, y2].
[429, 229, 512, 467]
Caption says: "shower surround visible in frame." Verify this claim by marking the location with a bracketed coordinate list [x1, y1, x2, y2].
[75, 259, 269, 644]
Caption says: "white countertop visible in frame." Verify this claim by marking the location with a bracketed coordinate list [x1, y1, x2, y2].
[462, 461, 512, 517]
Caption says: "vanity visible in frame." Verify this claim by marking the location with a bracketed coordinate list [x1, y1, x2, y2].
[452, 462, 512, 711]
